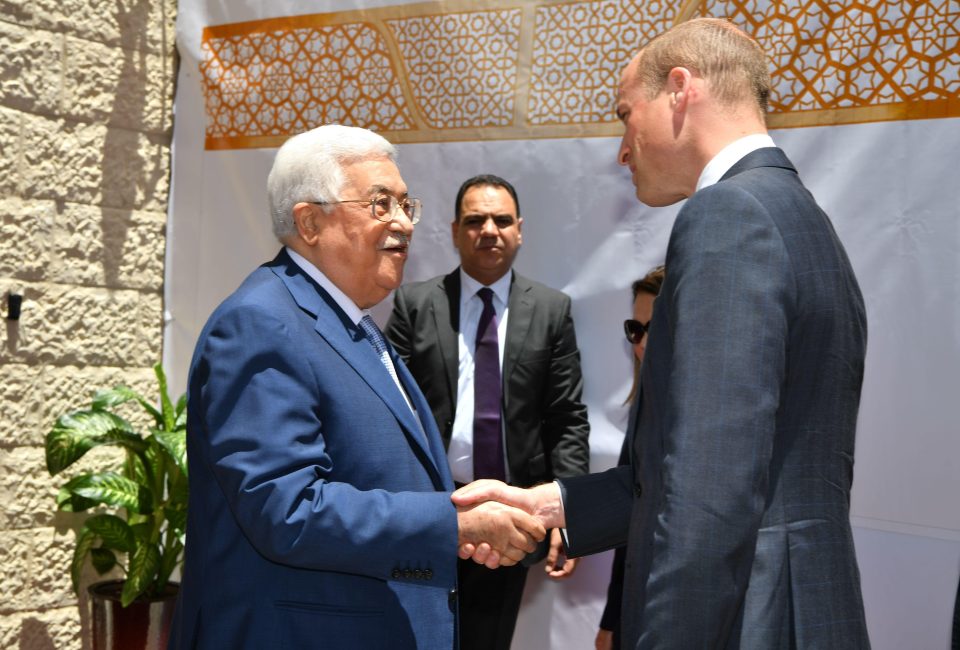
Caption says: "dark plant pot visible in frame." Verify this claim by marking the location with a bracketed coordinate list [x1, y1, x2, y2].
[88, 580, 179, 650]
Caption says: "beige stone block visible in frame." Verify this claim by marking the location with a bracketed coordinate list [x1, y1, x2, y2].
[0, 197, 55, 281]
[0, 106, 22, 196]
[0, 363, 158, 447]
[0, 283, 162, 367]
[24, 0, 177, 56]
[50, 203, 166, 290]
[64, 37, 173, 135]
[0, 442, 126, 530]
[0, 22, 63, 116]
[0, 447, 58, 529]
[22, 115, 171, 211]
[0, 607, 82, 650]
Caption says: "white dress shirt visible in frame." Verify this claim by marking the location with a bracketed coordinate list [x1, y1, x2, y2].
[286, 247, 417, 415]
[447, 268, 512, 484]
[696, 133, 776, 191]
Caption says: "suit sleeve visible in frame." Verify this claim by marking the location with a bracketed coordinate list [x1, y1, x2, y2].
[637, 185, 793, 648]
[384, 286, 413, 364]
[191, 301, 458, 587]
[544, 295, 591, 477]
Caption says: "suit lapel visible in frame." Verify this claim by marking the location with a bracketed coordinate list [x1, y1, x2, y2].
[503, 273, 534, 408]
[434, 272, 461, 412]
[269, 250, 445, 483]
[392, 350, 454, 490]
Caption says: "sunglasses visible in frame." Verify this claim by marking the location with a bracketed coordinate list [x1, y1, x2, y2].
[623, 319, 650, 344]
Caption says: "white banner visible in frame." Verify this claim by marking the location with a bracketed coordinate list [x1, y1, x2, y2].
[167, 2, 960, 647]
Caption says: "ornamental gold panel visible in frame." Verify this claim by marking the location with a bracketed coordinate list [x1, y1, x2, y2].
[199, 0, 960, 149]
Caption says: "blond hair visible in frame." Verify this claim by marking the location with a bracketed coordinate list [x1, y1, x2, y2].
[633, 17, 770, 116]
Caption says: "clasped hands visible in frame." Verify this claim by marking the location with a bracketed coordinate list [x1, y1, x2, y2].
[453, 480, 571, 576]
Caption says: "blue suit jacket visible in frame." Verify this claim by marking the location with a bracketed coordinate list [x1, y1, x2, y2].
[169, 249, 458, 650]
[562, 148, 870, 649]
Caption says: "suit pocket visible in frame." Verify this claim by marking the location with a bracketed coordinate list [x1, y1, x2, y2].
[517, 346, 550, 364]
[275, 600, 385, 649]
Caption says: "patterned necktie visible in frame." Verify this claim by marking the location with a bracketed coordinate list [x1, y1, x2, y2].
[473, 288, 505, 481]
[359, 315, 400, 386]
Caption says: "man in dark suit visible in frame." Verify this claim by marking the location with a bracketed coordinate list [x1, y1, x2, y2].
[454, 18, 871, 649]
[385, 174, 590, 650]
[168, 126, 545, 650]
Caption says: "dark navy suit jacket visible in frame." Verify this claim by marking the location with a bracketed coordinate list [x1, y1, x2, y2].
[169, 249, 458, 650]
[563, 148, 871, 649]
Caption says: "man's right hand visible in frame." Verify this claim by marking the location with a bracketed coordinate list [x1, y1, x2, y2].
[452, 480, 565, 568]
[456, 500, 545, 569]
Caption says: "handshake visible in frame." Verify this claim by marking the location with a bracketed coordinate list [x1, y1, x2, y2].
[452, 480, 569, 575]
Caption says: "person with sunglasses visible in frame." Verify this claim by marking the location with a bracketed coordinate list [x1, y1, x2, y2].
[596, 265, 664, 650]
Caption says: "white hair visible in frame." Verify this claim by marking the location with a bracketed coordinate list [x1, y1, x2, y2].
[266, 124, 398, 240]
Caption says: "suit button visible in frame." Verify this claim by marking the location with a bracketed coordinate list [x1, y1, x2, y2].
[448, 588, 457, 607]
[413, 569, 423, 579]
[634, 485, 642, 497]
[424, 569, 433, 580]
[403, 569, 412, 578]
[392, 569, 401, 579]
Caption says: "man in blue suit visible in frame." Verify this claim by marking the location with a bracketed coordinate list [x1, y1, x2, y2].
[455, 18, 871, 649]
[169, 125, 545, 650]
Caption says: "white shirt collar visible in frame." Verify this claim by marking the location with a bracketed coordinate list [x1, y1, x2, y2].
[459, 268, 512, 307]
[696, 133, 777, 192]
[285, 246, 366, 325]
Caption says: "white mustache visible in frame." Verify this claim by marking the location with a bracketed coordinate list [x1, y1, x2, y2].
[380, 233, 409, 250]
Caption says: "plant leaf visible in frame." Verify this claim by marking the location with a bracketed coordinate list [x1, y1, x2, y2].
[85, 514, 136, 553]
[153, 429, 187, 477]
[90, 547, 118, 575]
[174, 394, 187, 430]
[91, 386, 139, 410]
[71, 527, 96, 594]
[154, 363, 176, 432]
[163, 505, 187, 536]
[56, 483, 98, 512]
[121, 542, 161, 606]
[69, 473, 152, 514]
[45, 410, 143, 475]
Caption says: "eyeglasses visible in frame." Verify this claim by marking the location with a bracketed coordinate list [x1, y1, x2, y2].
[623, 319, 650, 344]
[309, 193, 422, 224]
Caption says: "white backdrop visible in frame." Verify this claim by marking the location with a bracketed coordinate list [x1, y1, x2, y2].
[166, 2, 960, 648]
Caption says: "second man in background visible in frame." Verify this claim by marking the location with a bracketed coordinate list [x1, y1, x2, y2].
[386, 174, 590, 650]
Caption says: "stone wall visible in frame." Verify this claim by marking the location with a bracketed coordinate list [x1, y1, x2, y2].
[0, 0, 177, 646]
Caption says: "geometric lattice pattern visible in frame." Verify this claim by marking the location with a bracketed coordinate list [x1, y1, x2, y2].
[199, 0, 960, 149]
[711, 0, 960, 112]
[201, 24, 413, 144]
[529, 0, 677, 124]
[387, 10, 522, 128]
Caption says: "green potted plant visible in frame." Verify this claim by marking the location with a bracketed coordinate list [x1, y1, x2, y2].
[45, 362, 187, 649]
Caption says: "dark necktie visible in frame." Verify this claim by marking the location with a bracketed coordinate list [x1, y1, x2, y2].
[359, 315, 400, 386]
[473, 288, 505, 481]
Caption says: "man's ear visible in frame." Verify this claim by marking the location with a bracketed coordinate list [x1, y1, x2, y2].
[667, 67, 692, 109]
[293, 203, 321, 244]
[450, 218, 459, 247]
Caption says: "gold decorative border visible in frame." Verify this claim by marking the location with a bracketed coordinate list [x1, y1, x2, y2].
[199, 0, 960, 149]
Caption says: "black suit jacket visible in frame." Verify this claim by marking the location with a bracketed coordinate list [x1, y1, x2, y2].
[385, 270, 590, 488]
[562, 148, 870, 649]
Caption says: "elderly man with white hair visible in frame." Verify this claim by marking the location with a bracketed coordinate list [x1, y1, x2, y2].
[169, 124, 544, 650]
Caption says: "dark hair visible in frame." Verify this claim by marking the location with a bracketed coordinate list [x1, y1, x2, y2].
[453, 174, 521, 222]
[631, 265, 665, 299]
[626, 265, 666, 405]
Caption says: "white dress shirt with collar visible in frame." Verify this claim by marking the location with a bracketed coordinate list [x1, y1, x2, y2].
[447, 268, 512, 484]
[696, 133, 777, 192]
[285, 247, 417, 415]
